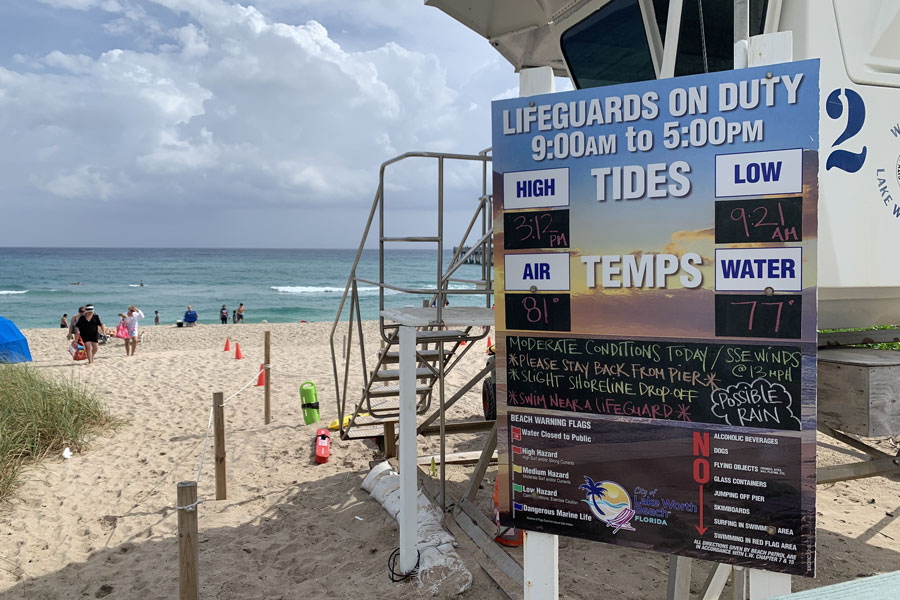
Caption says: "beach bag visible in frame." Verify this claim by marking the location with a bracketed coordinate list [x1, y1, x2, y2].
[116, 321, 129, 339]
[69, 336, 87, 361]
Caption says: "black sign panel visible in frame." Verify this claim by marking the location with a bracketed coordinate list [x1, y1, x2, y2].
[503, 209, 570, 250]
[502, 414, 812, 575]
[715, 294, 803, 339]
[505, 293, 571, 332]
[715, 197, 803, 244]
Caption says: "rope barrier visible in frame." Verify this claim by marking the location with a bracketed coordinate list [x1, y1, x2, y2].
[220, 368, 265, 407]
[175, 498, 205, 512]
[193, 367, 263, 483]
[195, 406, 215, 483]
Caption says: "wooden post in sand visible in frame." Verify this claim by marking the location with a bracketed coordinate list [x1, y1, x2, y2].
[213, 392, 226, 500]
[176, 481, 199, 600]
[264, 330, 271, 425]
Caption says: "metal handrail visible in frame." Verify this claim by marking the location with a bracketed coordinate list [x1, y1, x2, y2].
[329, 149, 494, 437]
[377, 152, 493, 338]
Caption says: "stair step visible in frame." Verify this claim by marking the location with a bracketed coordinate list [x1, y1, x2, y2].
[380, 349, 451, 364]
[344, 424, 393, 440]
[384, 329, 468, 343]
[373, 367, 434, 381]
[415, 329, 467, 341]
[367, 383, 432, 397]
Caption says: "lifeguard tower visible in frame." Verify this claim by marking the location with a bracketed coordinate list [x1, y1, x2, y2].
[332, 1, 900, 598]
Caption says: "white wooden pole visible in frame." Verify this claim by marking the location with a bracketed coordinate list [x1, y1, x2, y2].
[734, 0, 750, 68]
[748, 569, 791, 599]
[700, 563, 733, 600]
[737, 9, 792, 597]
[398, 324, 418, 574]
[523, 531, 558, 599]
[519, 66, 555, 97]
[734, 0, 750, 43]
[659, 0, 684, 78]
[733, 567, 747, 600]
[666, 556, 692, 600]
[517, 66, 559, 600]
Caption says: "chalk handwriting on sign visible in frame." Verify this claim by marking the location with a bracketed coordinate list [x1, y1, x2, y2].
[505, 293, 571, 332]
[715, 197, 803, 244]
[710, 378, 800, 429]
[504, 210, 570, 250]
[715, 295, 802, 339]
[505, 336, 803, 431]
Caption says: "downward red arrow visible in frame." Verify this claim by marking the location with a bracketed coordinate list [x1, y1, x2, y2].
[695, 484, 708, 535]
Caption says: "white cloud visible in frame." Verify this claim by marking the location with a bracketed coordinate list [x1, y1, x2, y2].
[0, 0, 520, 246]
[43, 50, 94, 73]
[137, 128, 219, 173]
[38, 165, 118, 200]
[175, 24, 209, 59]
[37, 0, 125, 11]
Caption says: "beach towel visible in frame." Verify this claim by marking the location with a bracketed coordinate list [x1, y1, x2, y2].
[69, 335, 87, 361]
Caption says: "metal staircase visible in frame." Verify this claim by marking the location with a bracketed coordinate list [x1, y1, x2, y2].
[329, 150, 495, 441]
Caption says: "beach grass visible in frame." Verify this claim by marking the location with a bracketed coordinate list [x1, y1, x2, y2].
[0, 364, 120, 500]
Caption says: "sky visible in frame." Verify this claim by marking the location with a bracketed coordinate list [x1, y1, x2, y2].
[0, 0, 556, 248]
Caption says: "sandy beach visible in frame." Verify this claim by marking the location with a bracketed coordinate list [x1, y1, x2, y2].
[3, 322, 900, 599]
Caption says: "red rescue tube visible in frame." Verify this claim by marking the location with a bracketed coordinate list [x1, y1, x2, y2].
[315, 428, 330, 463]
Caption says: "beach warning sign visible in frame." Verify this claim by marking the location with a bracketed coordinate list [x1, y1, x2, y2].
[491, 61, 819, 576]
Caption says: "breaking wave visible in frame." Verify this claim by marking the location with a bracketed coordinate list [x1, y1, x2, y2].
[271, 285, 398, 295]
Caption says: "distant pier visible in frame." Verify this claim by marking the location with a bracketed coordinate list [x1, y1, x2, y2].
[454, 245, 492, 265]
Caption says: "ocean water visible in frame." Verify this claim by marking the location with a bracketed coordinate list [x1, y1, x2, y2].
[0, 248, 493, 329]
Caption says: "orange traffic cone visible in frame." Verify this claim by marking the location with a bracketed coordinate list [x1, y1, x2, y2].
[256, 365, 265, 386]
[487, 336, 492, 353]
[460, 340, 467, 346]
[224, 338, 230, 352]
[234, 342, 243, 360]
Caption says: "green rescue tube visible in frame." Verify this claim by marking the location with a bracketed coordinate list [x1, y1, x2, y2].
[300, 381, 319, 425]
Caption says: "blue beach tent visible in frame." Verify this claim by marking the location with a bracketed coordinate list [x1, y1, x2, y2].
[0, 316, 32, 363]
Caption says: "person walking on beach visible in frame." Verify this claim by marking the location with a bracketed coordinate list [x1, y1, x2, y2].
[220, 305, 228, 324]
[154, 310, 160, 325]
[60, 314, 68, 329]
[237, 303, 245, 323]
[67, 306, 85, 340]
[124, 305, 144, 356]
[73, 305, 103, 365]
[125, 304, 144, 356]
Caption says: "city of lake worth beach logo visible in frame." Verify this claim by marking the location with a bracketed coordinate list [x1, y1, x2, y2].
[579, 477, 636, 533]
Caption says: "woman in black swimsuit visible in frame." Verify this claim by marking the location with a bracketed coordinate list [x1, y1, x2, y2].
[74, 304, 103, 364]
